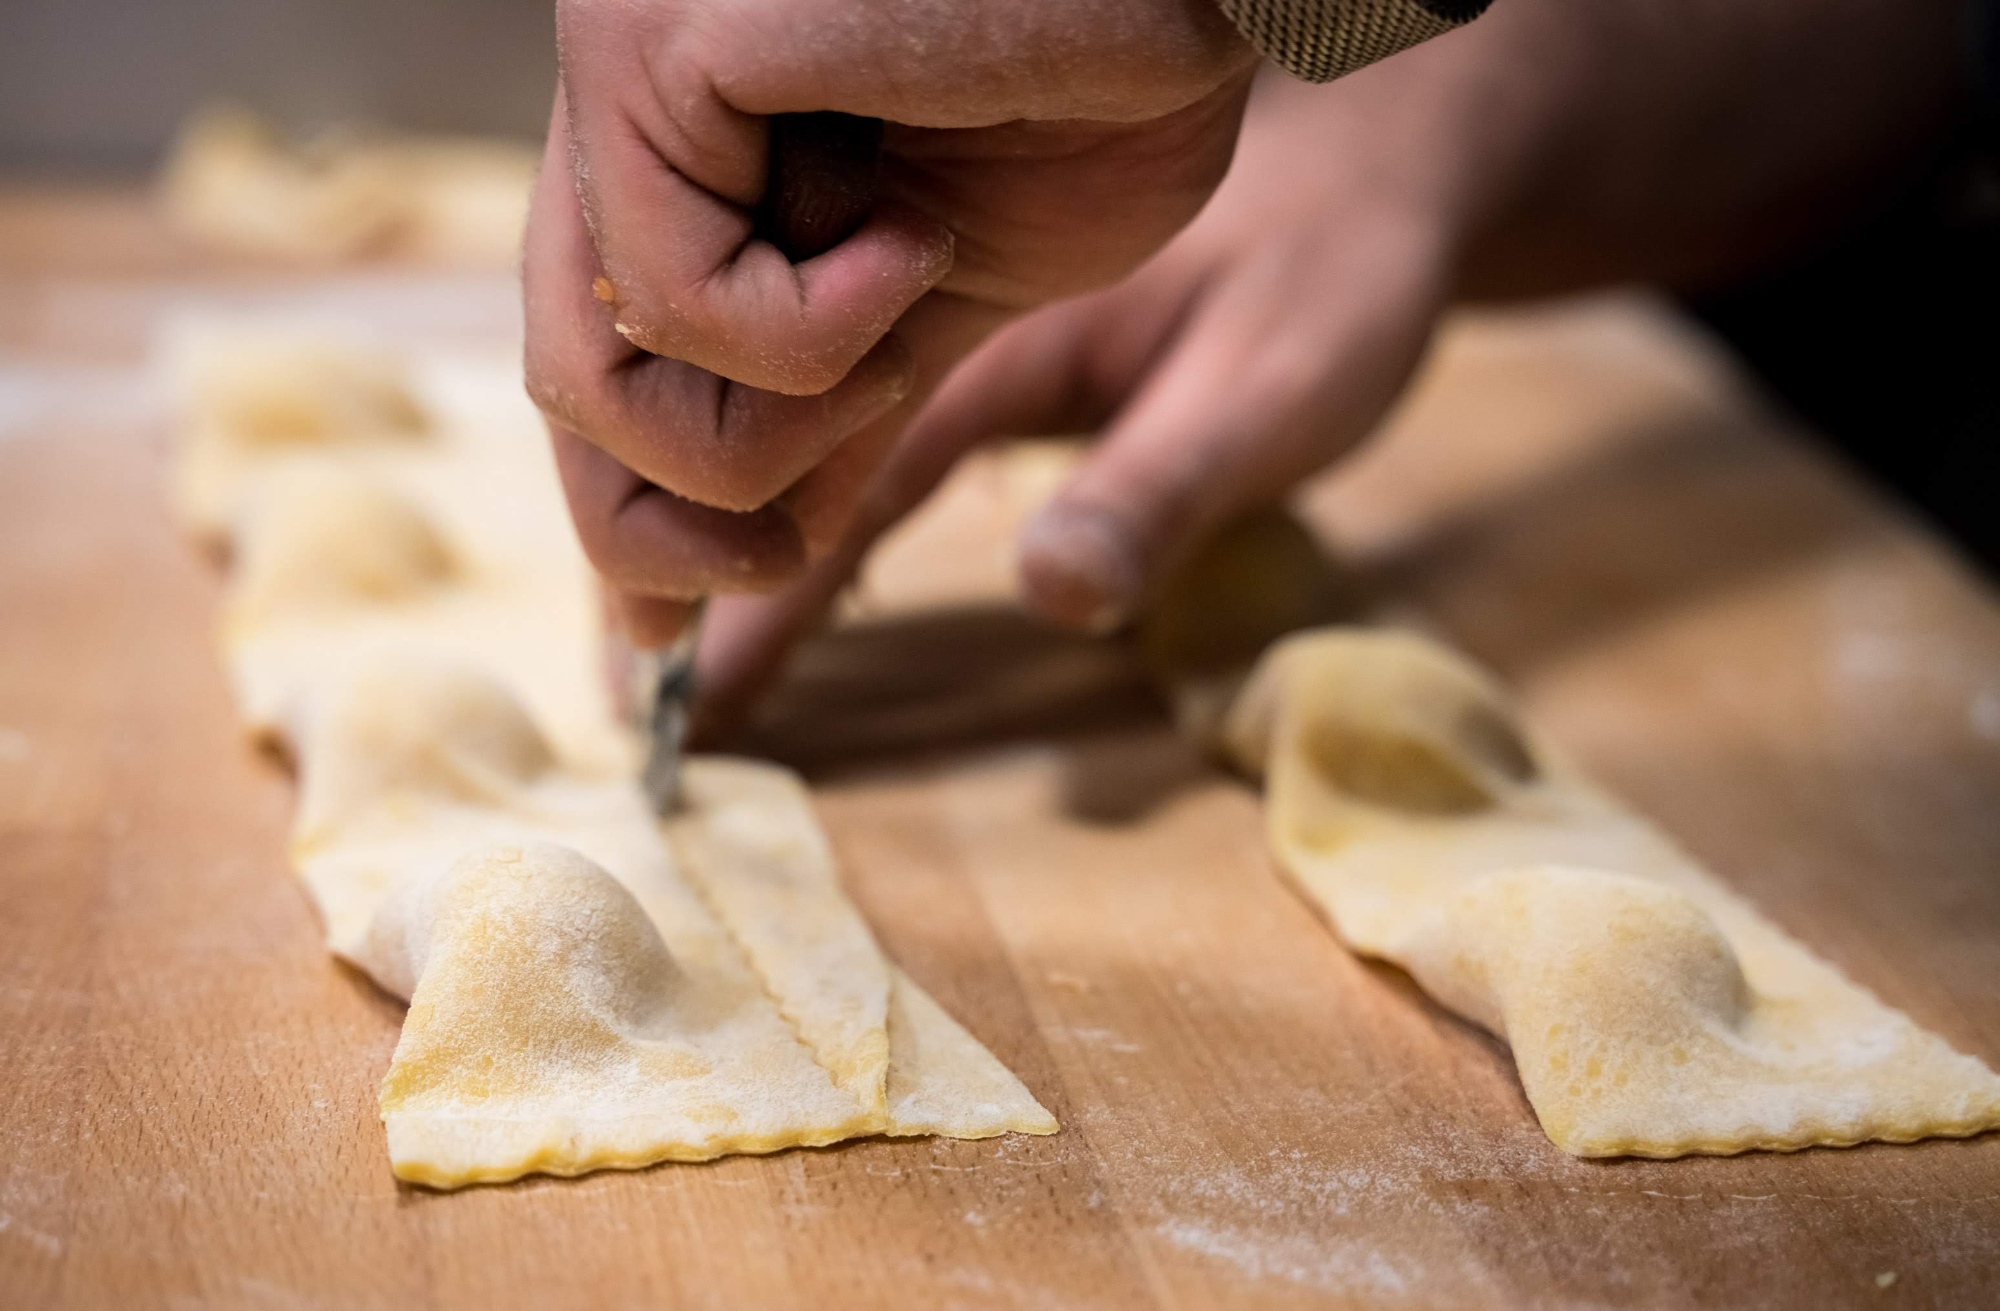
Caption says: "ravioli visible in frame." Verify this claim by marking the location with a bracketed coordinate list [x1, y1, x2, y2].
[1224, 628, 2000, 1156]
[172, 325, 1054, 1187]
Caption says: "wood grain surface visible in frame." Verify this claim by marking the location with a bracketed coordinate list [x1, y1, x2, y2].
[3, 191, 1999, 1308]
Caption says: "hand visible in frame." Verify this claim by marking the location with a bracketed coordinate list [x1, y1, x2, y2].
[523, 0, 1260, 646]
[687, 0, 1966, 740]
[688, 63, 1468, 737]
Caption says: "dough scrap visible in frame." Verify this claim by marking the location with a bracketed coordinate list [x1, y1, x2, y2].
[885, 970, 1060, 1139]
[172, 323, 1055, 1186]
[661, 759, 1055, 1139]
[1224, 627, 2000, 1157]
[667, 759, 893, 1117]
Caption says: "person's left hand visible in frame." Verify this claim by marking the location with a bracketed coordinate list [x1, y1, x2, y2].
[684, 66, 1470, 739]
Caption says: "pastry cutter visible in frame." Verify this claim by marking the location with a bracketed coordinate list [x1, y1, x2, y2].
[636, 110, 885, 813]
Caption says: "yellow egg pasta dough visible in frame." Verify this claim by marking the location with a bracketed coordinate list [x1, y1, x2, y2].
[1224, 628, 2000, 1157]
[169, 323, 1053, 1187]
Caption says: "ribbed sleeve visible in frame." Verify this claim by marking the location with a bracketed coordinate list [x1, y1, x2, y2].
[1216, 0, 1492, 82]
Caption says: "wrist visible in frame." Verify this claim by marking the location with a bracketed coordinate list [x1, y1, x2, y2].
[1243, 23, 1567, 287]
[1274, 0, 1606, 294]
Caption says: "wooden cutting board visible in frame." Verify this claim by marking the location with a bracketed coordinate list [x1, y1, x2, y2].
[3, 191, 1999, 1309]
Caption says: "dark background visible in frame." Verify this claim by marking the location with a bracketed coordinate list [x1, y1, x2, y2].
[1694, 115, 2000, 579]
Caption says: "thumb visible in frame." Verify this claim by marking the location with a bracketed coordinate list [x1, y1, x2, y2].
[1019, 244, 1445, 632]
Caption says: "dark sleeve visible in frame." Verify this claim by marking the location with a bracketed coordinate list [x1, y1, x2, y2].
[1214, 0, 1493, 82]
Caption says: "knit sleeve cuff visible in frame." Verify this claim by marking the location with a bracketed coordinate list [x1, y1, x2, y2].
[1216, 0, 1492, 83]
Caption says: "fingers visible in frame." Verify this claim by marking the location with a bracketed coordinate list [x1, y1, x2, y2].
[1020, 229, 1450, 632]
[525, 93, 923, 513]
[554, 7, 954, 396]
[684, 198, 1448, 736]
[562, 291, 1010, 660]
[616, 593, 702, 651]
[682, 285, 1172, 740]
[551, 425, 807, 599]
[684, 400, 1021, 743]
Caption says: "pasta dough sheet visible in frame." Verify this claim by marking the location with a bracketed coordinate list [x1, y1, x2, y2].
[170, 323, 1054, 1187]
[1223, 627, 2000, 1157]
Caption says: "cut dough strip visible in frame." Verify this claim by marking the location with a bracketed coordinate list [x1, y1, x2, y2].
[168, 324, 1054, 1186]
[1223, 628, 2000, 1157]
[667, 758, 894, 1119]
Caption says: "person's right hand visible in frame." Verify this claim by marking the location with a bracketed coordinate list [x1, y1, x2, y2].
[523, 0, 1262, 648]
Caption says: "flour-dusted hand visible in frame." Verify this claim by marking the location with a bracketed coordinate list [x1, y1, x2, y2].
[524, 0, 1268, 645]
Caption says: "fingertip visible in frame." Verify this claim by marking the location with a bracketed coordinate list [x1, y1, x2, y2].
[555, 427, 811, 597]
[846, 327, 917, 412]
[686, 589, 823, 747]
[617, 593, 701, 649]
[753, 205, 952, 395]
[780, 411, 905, 561]
[614, 489, 809, 595]
[689, 334, 913, 514]
[1017, 500, 1145, 635]
[864, 201, 955, 291]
